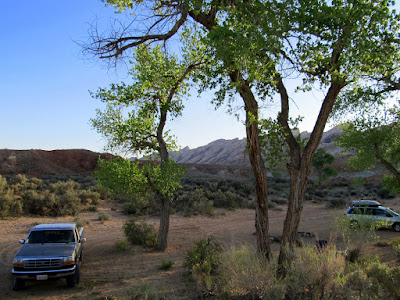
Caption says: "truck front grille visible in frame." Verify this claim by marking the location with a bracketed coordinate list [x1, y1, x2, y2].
[24, 259, 63, 269]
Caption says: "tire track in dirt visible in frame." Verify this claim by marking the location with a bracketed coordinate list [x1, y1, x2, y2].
[0, 241, 19, 269]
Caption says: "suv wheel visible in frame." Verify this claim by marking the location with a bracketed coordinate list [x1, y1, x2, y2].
[66, 265, 80, 288]
[13, 277, 25, 291]
[393, 223, 400, 232]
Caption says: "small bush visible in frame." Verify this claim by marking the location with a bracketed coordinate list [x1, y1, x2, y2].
[98, 211, 111, 223]
[159, 259, 174, 271]
[326, 198, 347, 209]
[74, 217, 89, 227]
[115, 241, 128, 251]
[79, 189, 101, 206]
[128, 282, 165, 300]
[122, 194, 159, 215]
[392, 239, 400, 261]
[85, 205, 98, 212]
[0, 189, 21, 217]
[123, 219, 157, 248]
[284, 246, 346, 299]
[217, 245, 284, 298]
[345, 257, 400, 299]
[184, 236, 223, 291]
[0, 175, 8, 193]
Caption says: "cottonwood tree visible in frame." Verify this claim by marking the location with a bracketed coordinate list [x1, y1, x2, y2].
[206, 0, 400, 270]
[84, 0, 274, 259]
[91, 44, 201, 250]
[84, 0, 400, 267]
[336, 105, 400, 194]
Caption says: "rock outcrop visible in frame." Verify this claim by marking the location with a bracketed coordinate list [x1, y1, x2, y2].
[169, 127, 344, 165]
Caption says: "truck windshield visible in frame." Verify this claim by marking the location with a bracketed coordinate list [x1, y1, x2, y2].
[26, 230, 75, 244]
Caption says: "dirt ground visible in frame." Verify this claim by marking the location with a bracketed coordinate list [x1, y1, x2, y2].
[1, 200, 400, 300]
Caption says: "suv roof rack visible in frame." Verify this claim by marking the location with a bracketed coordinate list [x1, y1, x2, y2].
[351, 200, 381, 207]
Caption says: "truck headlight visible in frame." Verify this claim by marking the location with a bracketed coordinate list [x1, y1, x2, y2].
[62, 256, 75, 266]
[13, 258, 24, 268]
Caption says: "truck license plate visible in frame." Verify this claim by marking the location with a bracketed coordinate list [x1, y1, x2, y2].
[36, 275, 48, 280]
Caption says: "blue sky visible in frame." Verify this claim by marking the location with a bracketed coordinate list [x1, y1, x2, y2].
[0, 0, 253, 153]
[1, 0, 376, 155]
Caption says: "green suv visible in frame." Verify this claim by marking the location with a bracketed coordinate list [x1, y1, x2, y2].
[344, 200, 400, 232]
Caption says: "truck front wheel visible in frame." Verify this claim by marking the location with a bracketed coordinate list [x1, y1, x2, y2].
[13, 277, 25, 291]
[66, 265, 80, 288]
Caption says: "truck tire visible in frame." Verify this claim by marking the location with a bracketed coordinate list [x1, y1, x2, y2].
[66, 265, 80, 288]
[13, 277, 25, 291]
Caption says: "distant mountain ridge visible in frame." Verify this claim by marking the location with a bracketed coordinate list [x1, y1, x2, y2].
[167, 126, 344, 166]
[0, 127, 345, 178]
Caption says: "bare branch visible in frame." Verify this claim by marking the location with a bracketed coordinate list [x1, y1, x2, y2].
[82, 2, 188, 62]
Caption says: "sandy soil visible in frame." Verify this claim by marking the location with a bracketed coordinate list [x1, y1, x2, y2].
[1, 200, 400, 299]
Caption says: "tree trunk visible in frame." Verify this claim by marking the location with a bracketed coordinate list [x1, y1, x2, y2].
[157, 195, 171, 251]
[277, 159, 310, 273]
[156, 107, 170, 251]
[190, 10, 271, 260]
[229, 70, 271, 260]
[276, 75, 345, 273]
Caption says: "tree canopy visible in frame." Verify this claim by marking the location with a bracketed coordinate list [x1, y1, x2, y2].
[336, 104, 400, 193]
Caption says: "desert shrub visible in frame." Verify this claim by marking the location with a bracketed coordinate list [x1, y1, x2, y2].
[392, 239, 400, 261]
[159, 259, 174, 271]
[49, 180, 80, 195]
[85, 205, 98, 212]
[332, 215, 384, 262]
[377, 187, 394, 199]
[128, 282, 166, 300]
[57, 189, 81, 216]
[284, 246, 346, 299]
[0, 175, 8, 193]
[188, 198, 215, 217]
[9, 175, 44, 194]
[184, 236, 223, 291]
[26, 177, 44, 191]
[352, 177, 365, 187]
[123, 219, 157, 248]
[176, 189, 214, 217]
[217, 245, 285, 299]
[95, 184, 112, 201]
[23, 190, 53, 216]
[122, 194, 158, 216]
[222, 189, 244, 209]
[23, 188, 80, 216]
[363, 259, 400, 299]
[115, 241, 128, 251]
[98, 211, 111, 223]
[326, 198, 347, 209]
[74, 217, 90, 227]
[79, 189, 101, 206]
[0, 189, 22, 217]
[345, 257, 400, 299]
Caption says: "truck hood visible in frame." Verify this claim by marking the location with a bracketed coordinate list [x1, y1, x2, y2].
[15, 244, 76, 258]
